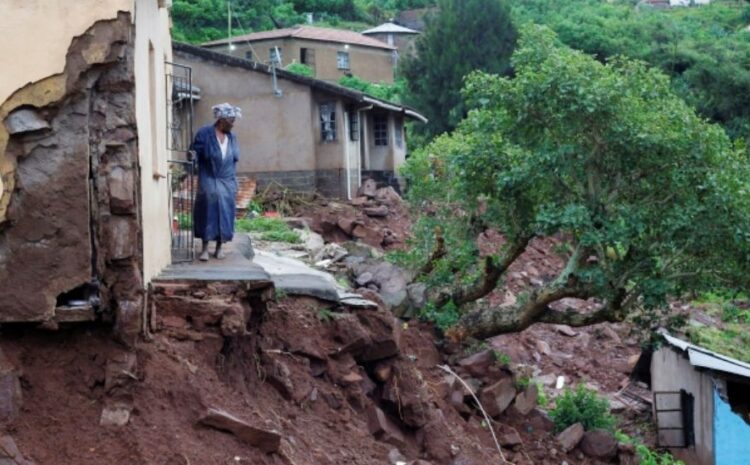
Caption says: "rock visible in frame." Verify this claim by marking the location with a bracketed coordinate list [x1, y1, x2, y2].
[407, 283, 427, 310]
[5, 108, 50, 134]
[220, 303, 246, 336]
[457, 350, 495, 378]
[388, 448, 407, 465]
[535, 340, 551, 356]
[262, 353, 295, 400]
[512, 383, 538, 416]
[313, 243, 348, 263]
[498, 431, 522, 447]
[199, 408, 281, 453]
[337, 216, 359, 235]
[523, 407, 555, 433]
[601, 326, 621, 344]
[382, 228, 399, 246]
[340, 371, 364, 385]
[350, 261, 409, 313]
[104, 350, 137, 393]
[100, 402, 132, 426]
[374, 361, 393, 382]
[356, 310, 402, 362]
[555, 325, 578, 337]
[107, 216, 138, 260]
[351, 196, 369, 206]
[298, 229, 325, 257]
[364, 205, 389, 217]
[381, 361, 432, 428]
[556, 423, 584, 452]
[0, 350, 22, 424]
[367, 405, 406, 448]
[108, 166, 135, 214]
[580, 430, 618, 459]
[375, 186, 402, 205]
[352, 224, 386, 247]
[535, 373, 557, 386]
[357, 178, 378, 198]
[344, 241, 384, 259]
[479, 378, 516, 417]
[356, 272, 374, 286]
[618, 452, 639, 465]
[0, 435, 35, 465]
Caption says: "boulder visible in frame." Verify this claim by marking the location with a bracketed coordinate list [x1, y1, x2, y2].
[479, 378, 516, 417]
[498, 431, 522, 447]
[298, 229, 325, 257]
[100, 402, 132, 427]
[350, 261, 409, 313]
[357, 179, 378, 198]
[407, 283, 427, 310]
[523, 407, 555, 433]
[356, 272, 374, 287]
[199, 408, 281, 453]
[364, 205, 389, 217]
[375, 186, 402, 205]
[367, 405, 406, 448]
[352, 224, 386, 248]
[313, 243, 348, 263]
[535, 340, 551, 356]
[351, 196, 369, 206]
[382, 361, 432, 428]
[356, 310, 402, 362]
[337, 216, 359, 235]
[512, 383, 538, 416]
[580, 430, 618, 459]
[555, 325, 578, 337]
[556, 423, 584, 452]
[457, 350, 495, 378]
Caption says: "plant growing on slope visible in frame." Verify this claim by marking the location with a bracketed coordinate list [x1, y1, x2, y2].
[550, 385, 615, 432]
[400, 25, 750, 339]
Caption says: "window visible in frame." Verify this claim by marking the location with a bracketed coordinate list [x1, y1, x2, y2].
[245, 50, 253, 61]
[269, 47, 282, 64]
[337, 51, 350, 70]
[394, 122, 403, 148]
[349, 111, 359, 141]
[320, 103, 337, 142]
[300, 48, 308, 64]
[373, 115, 388, 146]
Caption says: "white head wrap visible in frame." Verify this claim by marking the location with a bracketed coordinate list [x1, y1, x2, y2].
[212, 102, 242, 120]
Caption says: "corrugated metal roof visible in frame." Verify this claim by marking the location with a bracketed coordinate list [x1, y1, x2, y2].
[661, 332, 750, 379]
[203, 26, 395, 50]
[362, 22, 420, 35]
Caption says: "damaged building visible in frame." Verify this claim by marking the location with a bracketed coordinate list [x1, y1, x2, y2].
[0, 0, 174, 341]
[637, 332, 750, 465]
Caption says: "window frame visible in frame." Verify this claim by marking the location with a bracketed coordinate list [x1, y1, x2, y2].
[269, 47, 282, 64]
[337, 51, 350, 70]
[373, 114, 388, 146]
[320, 103, 337, 142]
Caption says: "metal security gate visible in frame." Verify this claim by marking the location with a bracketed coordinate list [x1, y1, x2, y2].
[165, 62, 197, 263]
[654, 390, 694, 448]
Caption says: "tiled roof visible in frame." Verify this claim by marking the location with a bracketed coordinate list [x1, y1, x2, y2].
[202, 25, 395, 50]
[362, 22, 420, 35]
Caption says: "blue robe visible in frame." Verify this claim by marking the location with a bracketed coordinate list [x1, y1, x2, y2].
[191, 124, 239, 242]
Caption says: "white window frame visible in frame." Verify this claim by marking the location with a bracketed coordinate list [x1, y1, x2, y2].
[337, 51, 350, 70]
[320, 103, 337, 142]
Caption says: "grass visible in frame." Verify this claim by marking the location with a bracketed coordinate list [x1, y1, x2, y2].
[236, 217, 301, 243]
[687, 291, 750, 363]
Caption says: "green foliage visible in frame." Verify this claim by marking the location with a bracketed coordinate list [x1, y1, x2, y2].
[616, 431, 685, 465]
[338, 75, 406, 103]
[236, 217, 301, 243]
[536, 383, 548, 408]
[401, 26, 750, 333]
[419, 301, 460, 330]
[494, 351, 511, 366]
[512, 0, 750, 142]
[285, 62, 315, 77]
[317, 307, 336, 322]
[515, 376, 530, 390]
[176, 213, 192, 230]
[402, 0, 517, 138]
[550, 385, 616, 432]
[688, 325, 750, 363]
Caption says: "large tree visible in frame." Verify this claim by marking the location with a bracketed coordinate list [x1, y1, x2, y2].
[400, 26, 750, 339]
[402, 0, 517, 139]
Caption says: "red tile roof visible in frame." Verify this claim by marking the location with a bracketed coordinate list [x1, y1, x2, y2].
[202, 25, 396, 50]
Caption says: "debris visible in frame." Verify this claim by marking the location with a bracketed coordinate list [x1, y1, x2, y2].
[100, 403, 132, 427]
[199, 408, 282, 453]
[357, 179, 378, 198]
[498, 431, 522, 447]
[478, 378, 516, 417]
[580, 430, 618, 459]
[556, 423, 584, 452]
[555, 325, 578, 337]
[364, 205, 389, 217]
[366, 405, 406, 448]
[512, 383, 538, 416]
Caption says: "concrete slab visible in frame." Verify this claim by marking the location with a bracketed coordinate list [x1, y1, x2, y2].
[252, 250, 341, 302]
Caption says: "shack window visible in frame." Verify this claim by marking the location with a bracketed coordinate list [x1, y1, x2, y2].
[373, 115, 388, 146]
[320, 103, 337, 142]
[349, 111, 359, 141]
[245, 50, 253, 61]
[337, 51, 350, 70]
[394, 122, 403, 148]
[300, 48, 309, 64]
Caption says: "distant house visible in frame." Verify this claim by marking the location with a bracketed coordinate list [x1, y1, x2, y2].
[362, 22, 420, 58]
[201, 26, 397, 84]
[636, 333, 750, 465]
[173, 43, 426, 200]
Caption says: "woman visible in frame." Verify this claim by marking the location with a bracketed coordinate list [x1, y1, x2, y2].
[191, 103, 242, 261]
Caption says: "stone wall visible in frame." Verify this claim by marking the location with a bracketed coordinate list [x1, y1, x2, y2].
[0, 14, 143, 342]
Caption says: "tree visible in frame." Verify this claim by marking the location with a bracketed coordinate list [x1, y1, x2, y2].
[400, 26, 750, 339]
[401, 0, 517, 139]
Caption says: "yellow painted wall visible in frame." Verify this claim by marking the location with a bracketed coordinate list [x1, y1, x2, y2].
[136, 0, 174, 283]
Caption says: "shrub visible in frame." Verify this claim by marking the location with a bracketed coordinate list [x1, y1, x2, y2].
[236, 217, 301, 243]
[550, 385, 615, 432]
[284, 63, 314, 78]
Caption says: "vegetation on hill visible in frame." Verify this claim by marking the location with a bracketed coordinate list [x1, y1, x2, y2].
[402, 0, 517, 139]
[172, 0, 436, 43]
[400, 26, 750, 338]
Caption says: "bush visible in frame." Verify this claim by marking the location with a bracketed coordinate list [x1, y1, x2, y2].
[235, 217, 301, 243]
[285, 63, 315, 78]
[550, 385, 615, 432]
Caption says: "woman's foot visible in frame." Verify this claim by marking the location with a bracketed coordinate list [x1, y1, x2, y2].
[199, 249, 210, 261]
[214, 248, 226, 260]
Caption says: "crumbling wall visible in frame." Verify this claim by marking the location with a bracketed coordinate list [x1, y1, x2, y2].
[0, 13, 143, 338]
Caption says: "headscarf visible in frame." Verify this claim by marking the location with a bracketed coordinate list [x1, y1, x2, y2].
[212, 103, 242, 120]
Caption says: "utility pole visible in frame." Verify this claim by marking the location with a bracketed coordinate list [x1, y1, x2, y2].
[227, 0, 234, 51]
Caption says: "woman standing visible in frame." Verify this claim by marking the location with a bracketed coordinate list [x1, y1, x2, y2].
[191, 103, 242, 261]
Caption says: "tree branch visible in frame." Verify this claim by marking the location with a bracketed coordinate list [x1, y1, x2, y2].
[417, 226, 446, 278]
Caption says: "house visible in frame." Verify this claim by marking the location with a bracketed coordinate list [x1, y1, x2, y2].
[172, 42, 426, 201]
[202, 26, 397, 84]
[637, 332, 750, 465]
[362, 22, 420, 58]
[0, 0, 174, 341]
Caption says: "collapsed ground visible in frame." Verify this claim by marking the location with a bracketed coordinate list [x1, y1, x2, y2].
[0, 181, 673, 465]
